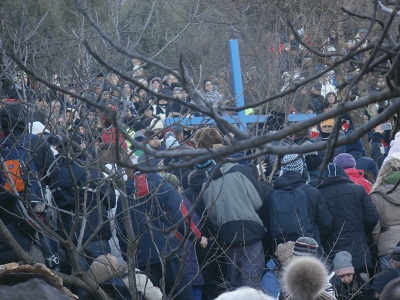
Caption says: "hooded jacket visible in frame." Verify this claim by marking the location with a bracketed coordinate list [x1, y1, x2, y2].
[317, 171, 378, 272]
[272, 172, 333, 249]
[371, 171, 400, 257]
[202, 162, 265, 246]
[51, 158, 116, 243]
[0, 103, 57, 261]
[116, 173, 184, 267]
[344, 132, 378, 179]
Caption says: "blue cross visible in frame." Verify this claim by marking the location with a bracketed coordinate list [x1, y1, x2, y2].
[165, 39, 315, 130]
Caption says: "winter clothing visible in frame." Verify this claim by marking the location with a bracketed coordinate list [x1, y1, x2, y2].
[292, 237, 319, 256]
[282, 256, 336, 300]
[116, 173, 194, 300]
[51, 157, 116, 245]
[333, 153, 356, 169]
[280, 154, 304, 175]
[333, 251, 355, 276]
[272, 172, 333, 251]
[371, 173, 400, 258]
[343, 168, 372, 193]
[202, 162, 265, 246]
[345, 131, 378, 179]
[317, 166, 378, 272]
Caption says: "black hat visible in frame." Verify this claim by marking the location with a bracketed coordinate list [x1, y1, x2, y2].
[97, 72, 104, 78]
[314, 82, 322, 90]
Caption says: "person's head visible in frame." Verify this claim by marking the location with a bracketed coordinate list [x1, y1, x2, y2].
[196, 127, 224, 149]
[280, 154, 304, 176]
[373, 158, 400, 190]
[173, 87, 183, 100]
[123, 83, 132, 95]
[282, 256, 335, 300]
[94, 84, 103, 95]
[376, 75, 386, 90]
[333, 251, 355, 284]
[326, 92, 338, 105]
[203, 80, 214, 92]
[320, 118, 334, 133]
[276, 241, 295, 266]
[292, 237, 319, 257]
[108, 74, 119, 86]
[167, 73, 178, 85]
[333, 153, 356, 170]
[138, 88, 148, 100]
[215, 287, 274, 300]
[321, 73, 330, 83]
[0, 101, 26, 134]
[311, 83, 322, 94]
[131, 58, 142, 67]
[145, 130, 161, 149]
[96, 72, 104, 83]
[151, 78, 161, 90]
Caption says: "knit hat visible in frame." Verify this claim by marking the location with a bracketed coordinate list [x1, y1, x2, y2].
[280, 154, 304, 175]
[292, 237, 319, 256]
[146, 118, 164, 131]
[276, 241, 295, 266]
[320, 119, 334, 127]
[333, 251, 355, 276]
[333, 153, 356, 169]
[88, 254, 118, 285]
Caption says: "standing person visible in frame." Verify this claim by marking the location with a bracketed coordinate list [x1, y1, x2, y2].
[0, 100, 57, 264]
[50, 134, 116, 271]
[371, 158, 400, 270]
[198, 128, 266, 289]
[116, 155, 194, 300]
[269, 154, 332, 252]
[317, 163, 378, 274]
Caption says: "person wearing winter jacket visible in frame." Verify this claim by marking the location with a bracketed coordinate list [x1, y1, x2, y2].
[344, 130, 378, 179]
[333, 153, 372, 193]
[371, 158, 400, 270]
[270, 154, 333, 253]
[116, 155, 194, 300]
[317, 163, 378, 274]
[50, 134, 116, 270]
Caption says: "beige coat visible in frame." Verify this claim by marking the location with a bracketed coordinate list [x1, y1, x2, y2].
[371, 185, 400, 257]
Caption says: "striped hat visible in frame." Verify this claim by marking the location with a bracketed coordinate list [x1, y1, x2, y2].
[292, 237, 319, 256]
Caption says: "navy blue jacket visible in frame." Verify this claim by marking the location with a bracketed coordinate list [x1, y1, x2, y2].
[272, 172, 333, 249]
[317, 176, 379, 272]
[51, 158, 116, 244]
[116, 173, 184, 268]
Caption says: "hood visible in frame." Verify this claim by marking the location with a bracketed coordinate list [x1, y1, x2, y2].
[383, 170, 400, 185]
[273, 171, 306, 190]
[206, 162, 236, 181]
[0, 103, 26, 134]
[344, 130, 364, 154]
[317, 175, 354, 189]
[374, 184, 400, 206]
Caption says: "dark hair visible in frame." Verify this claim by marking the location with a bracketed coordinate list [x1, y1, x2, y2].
[325, 92, 337, 103]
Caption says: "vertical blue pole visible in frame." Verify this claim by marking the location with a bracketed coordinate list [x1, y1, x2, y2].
[229, 39, 246, 131]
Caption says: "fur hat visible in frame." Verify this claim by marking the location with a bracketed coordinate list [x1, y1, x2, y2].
[282, 256, 335, 300]
[215, 287, 275, 300]
[333, 251, 355, 276]
[292, 237, 319, 256]
[333, 153, 356, 169]
[280, 154, 304, 175]
[320, 119, 334, 127]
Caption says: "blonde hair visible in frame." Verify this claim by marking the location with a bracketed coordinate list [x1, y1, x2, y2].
[372, 158, 400, 191]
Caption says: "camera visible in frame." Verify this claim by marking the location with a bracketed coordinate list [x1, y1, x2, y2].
[45, 255, 60, 271]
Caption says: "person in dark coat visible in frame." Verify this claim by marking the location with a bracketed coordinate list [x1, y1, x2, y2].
[345, 130, 379, 179]
[271, 154, 333, 253]
[116, 155, 194, 300]
[50, 134, 116, 270]
[0, 101, 57, 264]
[317, 163, 379, 274]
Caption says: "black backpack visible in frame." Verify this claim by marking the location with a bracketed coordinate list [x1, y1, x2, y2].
[269, 183, 312, 243]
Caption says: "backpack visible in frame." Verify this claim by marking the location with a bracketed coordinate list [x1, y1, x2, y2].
[269, 183, 312, 243]
[0, 134, 42, 202]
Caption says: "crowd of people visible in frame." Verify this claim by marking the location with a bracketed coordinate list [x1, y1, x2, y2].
[0, 27, 399, 300]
